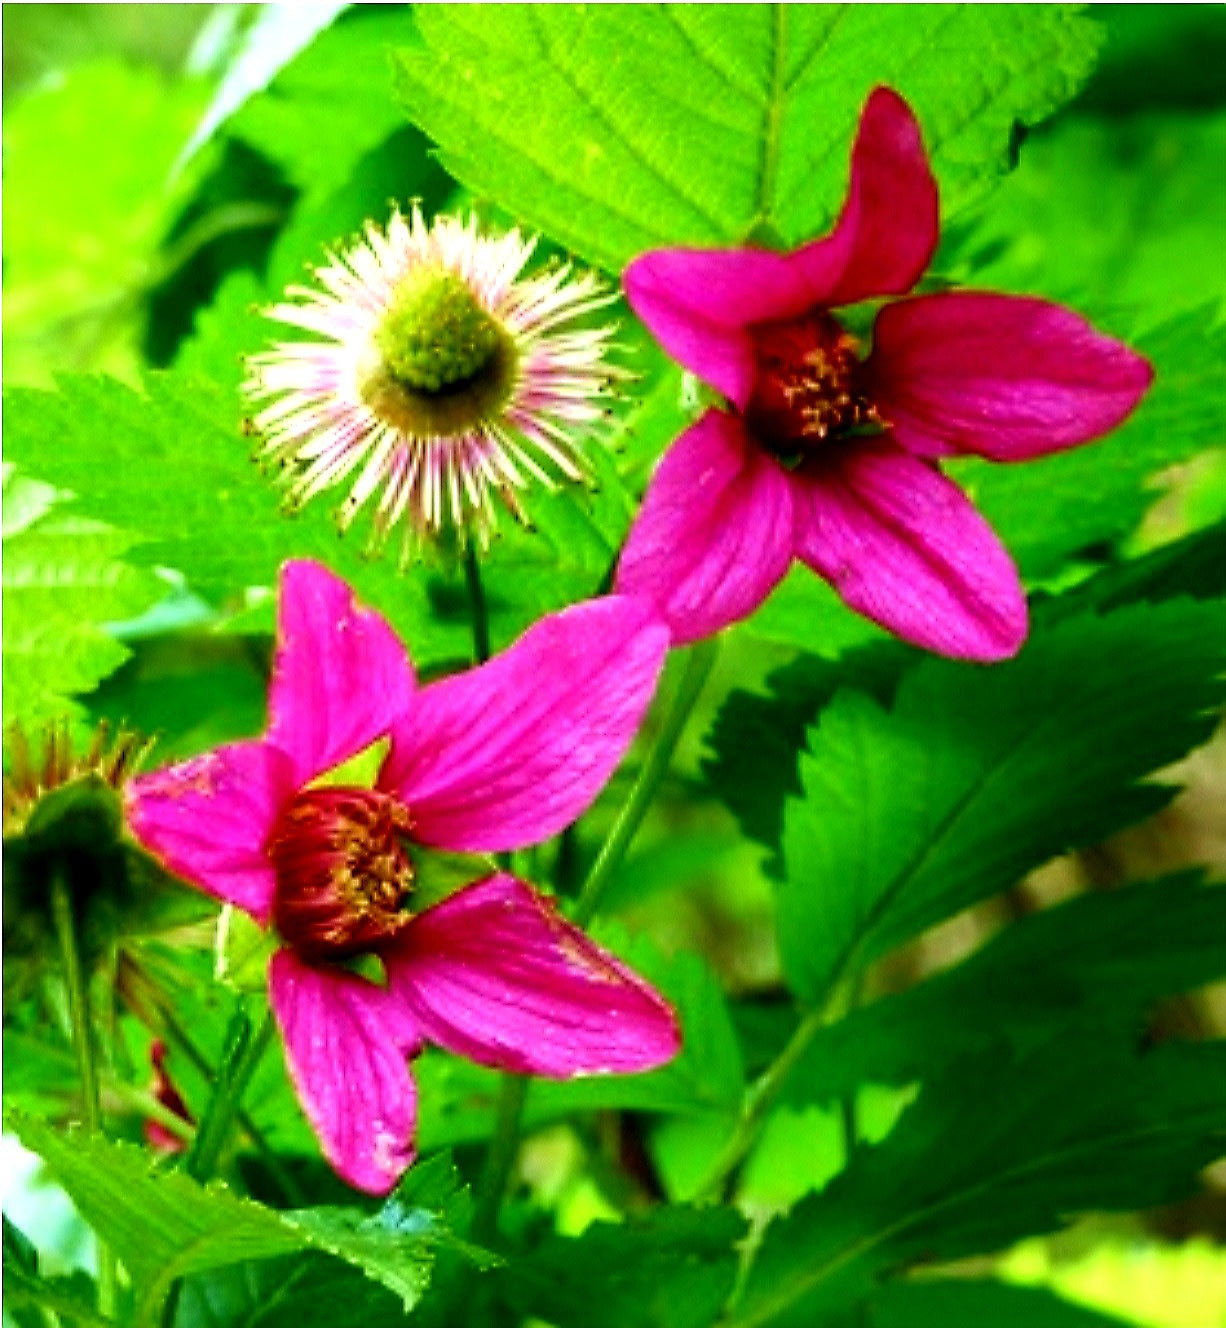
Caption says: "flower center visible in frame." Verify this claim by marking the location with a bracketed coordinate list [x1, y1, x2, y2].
[746, 311, 880, 460]
[360, 265, 519, 442]
[268, 786, 415, 962]
[375, 266, 502, 394]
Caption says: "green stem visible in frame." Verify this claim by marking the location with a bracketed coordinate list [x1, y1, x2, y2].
[158, 1009, 303, 1204]
[573, 636, 719, 927]
[471, 1074, 531, 1242]
[463, 544, 492, 664]
[50, 873, 118, 1319]
[184, 1011, 276, 1184]
[696, 975, 858, 1203]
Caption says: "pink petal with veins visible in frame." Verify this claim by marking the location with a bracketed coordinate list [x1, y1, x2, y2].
[792, 440, 1028, 661]
[126, 740, 293, 924]
[267, 560, 417, 785]
[380, 599, 667, 853]
[614, 409, 795, 644]
[269, 948, 419, 1195]
[870, 292, 1155, 461]
[385, 874, 680, 1077]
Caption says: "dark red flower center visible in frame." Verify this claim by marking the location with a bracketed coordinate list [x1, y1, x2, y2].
[268, 786, 415, 962]
[746, 311, 880, 459]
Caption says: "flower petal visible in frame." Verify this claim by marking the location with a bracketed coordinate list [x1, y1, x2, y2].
[792, 440, 1027, 661]
[268, 948, 418, 1194]
[622, 88, 937, 409]
[869, 292, 1155, 461]
[126, 741, 293, 923]
[381, 599, 668, 853]
[623, 247, 797, 409]
[385, 874, 680, 1077]
[267, 560, 417, 785]
[613, 409, 795, 644]
[792, 85, 940, 309]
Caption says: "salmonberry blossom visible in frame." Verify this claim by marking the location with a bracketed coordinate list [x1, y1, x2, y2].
[245, 206, 620, 559]
[126, 560, 677, 1193]
[615, 87, 1154, 660]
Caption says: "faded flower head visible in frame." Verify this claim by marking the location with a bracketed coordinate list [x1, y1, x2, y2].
[615, 87, 1154, 661]
[245, 206, 620, 559]
[127, 560, 678, 1193]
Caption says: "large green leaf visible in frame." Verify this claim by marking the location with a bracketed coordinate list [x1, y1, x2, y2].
[776, 872, 1226, 1108]
[866, 1279, 1137, 1328]
[730, 1038, 1226, 1328]
[2, 470, 163, 730]
[952, 112, 1226, 328]
[705, 521, 1226, 868]
[395, 5, 1099, 271]
[507, 1205, 748, 1328]
[6, 1111, 480, 1326]
[778, 599, 1226, 1002]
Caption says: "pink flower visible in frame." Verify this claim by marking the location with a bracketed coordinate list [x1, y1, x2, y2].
[126, 561, 677, 1194]
[615, 87, 1154, 660]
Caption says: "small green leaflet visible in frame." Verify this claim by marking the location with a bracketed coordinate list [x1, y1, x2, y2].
[778, 598, 1226, 1002]
[395, 5, 1099, 271]
[6, 1111, 485, 1327]
[2, 470, 162, 731]
[730, 1038, 1226, 1328]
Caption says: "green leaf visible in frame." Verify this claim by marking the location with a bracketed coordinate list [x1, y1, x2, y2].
[6, 1111, 479, 1325]
[730, 1038, 1226, 1328]
[778, 599, 1226, 1002]
[229, 8, 415, 202]
[3, 61, 210, 385]
[704, 520, 1226, 864]
[867, 1279, 1137, 1328]
[777, 871, 1226, 1109]
[952, 112, 1226, 328]
[2, 470, 163, 729]
[508, 1205, 748, 1328]
[395, 5, 1100, 270]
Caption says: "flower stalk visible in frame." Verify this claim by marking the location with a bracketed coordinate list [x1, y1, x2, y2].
[49, 869, 117, 1318]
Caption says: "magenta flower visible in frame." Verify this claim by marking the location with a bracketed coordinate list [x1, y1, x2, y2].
[615, 87, 1154, 660]
[126, 561, 678, 1193]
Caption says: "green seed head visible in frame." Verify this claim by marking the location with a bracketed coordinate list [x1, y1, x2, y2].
[375, 266, 501, 393]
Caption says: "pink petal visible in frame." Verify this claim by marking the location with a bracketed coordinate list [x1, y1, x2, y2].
[792, 440, 1027, 661]
[125, 741, 293, 924]
[613, 409, 795, 644]
[623, 248, 798, 409]
[385, 874, 680, 1077]
[792, 85, 940, 310]
[380, 599, 668, 853]
[267, 560, 417, 786]
[268, 948, 418, 1195]
[869, 292, 1155, 461]
[622, 88, 937, 409]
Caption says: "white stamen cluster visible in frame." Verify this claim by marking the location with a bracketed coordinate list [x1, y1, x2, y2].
[244, 206, 621, 559]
